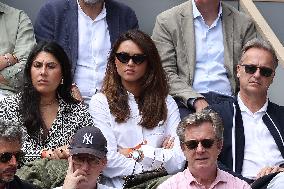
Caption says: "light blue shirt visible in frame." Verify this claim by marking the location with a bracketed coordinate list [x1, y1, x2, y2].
[192, 0, 232, 96]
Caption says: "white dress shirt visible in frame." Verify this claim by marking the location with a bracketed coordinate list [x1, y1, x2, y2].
[89, 93, 186, 188]
[238, 94, 284, 179]
[74, 2, 111, 105]
[192, 0, 232, 96]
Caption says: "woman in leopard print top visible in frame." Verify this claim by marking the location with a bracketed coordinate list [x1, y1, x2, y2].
[0, 42, 94, 163]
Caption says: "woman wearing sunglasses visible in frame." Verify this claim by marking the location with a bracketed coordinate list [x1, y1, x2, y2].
[0, 41, 94, 163]
[89, 30, 185, 188]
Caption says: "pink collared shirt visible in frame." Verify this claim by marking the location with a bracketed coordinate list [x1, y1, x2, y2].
[157, 168, 251, 189]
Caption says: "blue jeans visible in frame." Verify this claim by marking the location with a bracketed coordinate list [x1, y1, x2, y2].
[175, 92, 234, 120]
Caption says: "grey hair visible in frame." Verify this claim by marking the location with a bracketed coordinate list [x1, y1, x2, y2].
[0, 120, 24, 145]
[177, 109, 224, 144]
[239, 38, 278, 68]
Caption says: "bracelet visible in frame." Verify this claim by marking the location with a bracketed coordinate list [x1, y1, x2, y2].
[3, 54, 11, 67]
[12, 54, 18, 62]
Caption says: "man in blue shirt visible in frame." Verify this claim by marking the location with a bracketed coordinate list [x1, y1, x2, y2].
[152, 0, 257, 118]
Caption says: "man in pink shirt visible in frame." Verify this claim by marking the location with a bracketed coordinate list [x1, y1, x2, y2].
[158, 109, 251, 189]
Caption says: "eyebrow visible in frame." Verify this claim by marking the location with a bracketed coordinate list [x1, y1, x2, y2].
[32, 61, 58, 65]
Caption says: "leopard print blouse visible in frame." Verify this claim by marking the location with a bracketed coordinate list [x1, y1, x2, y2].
[0, 94, 94, 163]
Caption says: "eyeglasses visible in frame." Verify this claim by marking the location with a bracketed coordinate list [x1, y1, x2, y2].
[72, 154, 101, 166]
[240, 64, 274, 77]
[0, 151, 25, 163]
[115, 52, 147, 65]
[184, 139, 215, 150]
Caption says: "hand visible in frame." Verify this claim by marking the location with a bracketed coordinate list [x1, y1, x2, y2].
[71, 84, 83, 102]
[44, 145, 70, 159]
[193, 98, 209, 112]
[0, 53, 17, 67]
[118, 148, 131, 157]
[4, 53, 18, 65]
[162, 136, 175, 149]
[256, 166, 284, 179]
[118, 148, 144, 162]
[62, 156, 88, 189]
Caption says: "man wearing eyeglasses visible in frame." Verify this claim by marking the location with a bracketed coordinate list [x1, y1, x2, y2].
[0, 120, 37, 189]
[211, 38, 284, 188]
[54, 126, 115, 189]
[157, 109, 251, 189]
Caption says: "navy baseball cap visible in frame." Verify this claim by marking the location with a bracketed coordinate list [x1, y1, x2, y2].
[69, 126, 108, 158]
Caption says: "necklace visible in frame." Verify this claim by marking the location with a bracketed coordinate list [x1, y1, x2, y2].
[40, 99, 58, 107]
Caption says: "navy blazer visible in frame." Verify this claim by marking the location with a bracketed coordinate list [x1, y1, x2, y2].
[34, 0, 138, 75]
[210, 99, 284, 182]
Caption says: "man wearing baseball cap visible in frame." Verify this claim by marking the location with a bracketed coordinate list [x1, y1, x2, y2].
[54, 126, 114, 189]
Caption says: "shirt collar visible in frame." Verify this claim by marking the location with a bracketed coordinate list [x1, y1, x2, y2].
[237, 93, 268, 114]
[192, 0, 201, 19]
[186, 168, 227, 186]
[77, 0, 106, 21]
[191, 0, 222, 21]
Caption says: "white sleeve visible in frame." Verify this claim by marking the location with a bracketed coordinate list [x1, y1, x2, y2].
[141, 96, 186, 174]
[89, 93, 143, 178]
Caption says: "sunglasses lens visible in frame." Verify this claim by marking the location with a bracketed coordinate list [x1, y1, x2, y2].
[115, 52, 146, 65]
[243, 64, 273, 77]
[185, 139, 215, 150]
[186, 140, 199, 150]
[201, 139, 215, 148]
[115, 53, 130, 63]
[0, 153, 13, 163]
[244, 65, 257, 74]
[0, 151, 24, 163]
[132, 54, 146, 64]
[260, 67, 273, 77]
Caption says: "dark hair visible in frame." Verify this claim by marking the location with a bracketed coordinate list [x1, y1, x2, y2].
[102, 29, 169, 129]
[19, 41, 77, 139]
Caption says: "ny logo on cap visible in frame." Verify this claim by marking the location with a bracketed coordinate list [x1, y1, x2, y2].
[82, 133, 93, 145]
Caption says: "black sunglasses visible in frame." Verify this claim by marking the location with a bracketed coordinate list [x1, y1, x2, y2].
[184, 139, 215, 150]
[115, 52, 147, 65]
[240, 64, 274, 77]
[0, 151, 25, 163]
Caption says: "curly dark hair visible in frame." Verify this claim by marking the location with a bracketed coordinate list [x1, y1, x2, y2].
[19, 41, 78, 139]
[102, 29, 169, 129]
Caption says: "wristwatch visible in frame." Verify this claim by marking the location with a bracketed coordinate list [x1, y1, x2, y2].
[130, 149, 142, 161]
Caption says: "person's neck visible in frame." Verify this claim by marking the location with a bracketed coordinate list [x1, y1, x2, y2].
[122, 82, 141, 98]
[195, 0, 219, 26]
[239, 91, 267, 113]
[79, 0, 103, 20]
[40, 93, 58, 107]
[189, 166, 217, 189]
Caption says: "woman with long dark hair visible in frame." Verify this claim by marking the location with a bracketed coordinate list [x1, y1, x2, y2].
[0, 41, 93, 163]
[89, 30, 185, 188]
